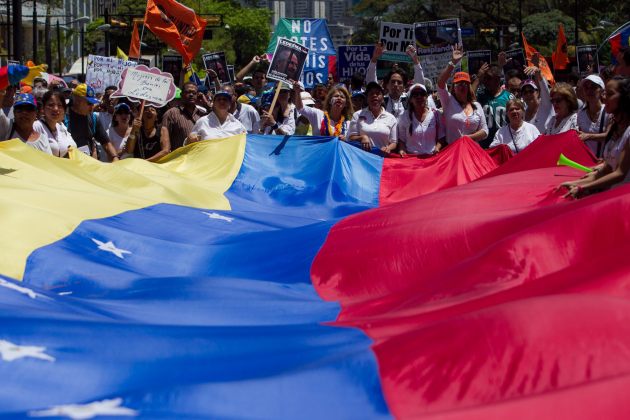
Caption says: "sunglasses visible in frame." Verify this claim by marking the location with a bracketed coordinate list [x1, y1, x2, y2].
[453, 82, 469, 88]
[410, 91, 427, 97]
[14, 106, 36, 113]
[522, 88, 536, 94]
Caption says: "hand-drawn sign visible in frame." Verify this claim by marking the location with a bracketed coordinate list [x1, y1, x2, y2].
[111, 65, 177, 107]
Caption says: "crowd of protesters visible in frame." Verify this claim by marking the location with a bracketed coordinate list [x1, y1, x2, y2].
[0, 43, 628, 198]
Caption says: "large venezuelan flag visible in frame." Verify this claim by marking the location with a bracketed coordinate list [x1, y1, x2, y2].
[1, 131, 630, 418]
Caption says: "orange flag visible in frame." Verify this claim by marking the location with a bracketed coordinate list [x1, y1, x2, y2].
[129, 20, 141, 59]
[552, 24, 570, 70]
[521, 32, 555, 86]
[144, 0, 207, 65]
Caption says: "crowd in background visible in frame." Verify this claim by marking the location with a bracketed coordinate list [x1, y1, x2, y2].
[0, 44, 629, 198]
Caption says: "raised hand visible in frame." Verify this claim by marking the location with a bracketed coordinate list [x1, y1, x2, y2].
[373, 42, 386, 61]
[451, 43, 464, 63]
[405, 44, 420, 64]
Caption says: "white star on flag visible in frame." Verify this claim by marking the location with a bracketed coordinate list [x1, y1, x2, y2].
[202, 211, 234, 223]
[29, 398, 138, 419]
[91, 239, 132, 259]
[0, 278, 40, 299]
[0, 340, 55, 362]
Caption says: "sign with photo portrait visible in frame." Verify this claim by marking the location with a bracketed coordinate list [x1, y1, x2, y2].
[267, 38, 309, 86]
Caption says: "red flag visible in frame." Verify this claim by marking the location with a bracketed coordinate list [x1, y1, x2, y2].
[144, 0, 207, 64]
[128, 20, 141, 59]
[522, 32, 555, 85]
[552, 24, 570, 70]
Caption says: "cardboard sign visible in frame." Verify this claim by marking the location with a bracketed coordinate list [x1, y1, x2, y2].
[337, 45, 375, 79]
[504, 48, 526, 74]
[202, 52, 231, 85]
[112, 65, 177, 107]
[466, 50, 491, 76]
[267, 38, 309, 86]
[379, 22, 414, 62]
[162, 55, 184, 84]
[577, 45, 599, 76]
[415, 19, 461, 81]
[85, 55, 137, 94]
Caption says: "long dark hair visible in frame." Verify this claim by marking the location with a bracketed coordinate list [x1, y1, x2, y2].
[604, 76, 630, 143]
[41, 90, 67, 112]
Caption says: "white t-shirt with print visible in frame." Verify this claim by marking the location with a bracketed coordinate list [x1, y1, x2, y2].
[349, 108, 398, 148]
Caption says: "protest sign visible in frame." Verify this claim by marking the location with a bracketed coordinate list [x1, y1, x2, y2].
[504, 48, 526, 74]
[85, 55, 137, 94]
[162, 55, 183, 84]
[301, 53, 328, 89]
[111, 65, 177, 107]
[337, 45, 375, 79]
[202, 52, 231, 84]
[577, 45, 599, 76]
[415, 19, 461, 80]
[266, 18, 335, 56]
[379, 22, 414, 62]
[227, 65, 235, 83]
[267, 38, 309, 86]
[465, 50, 491, 76]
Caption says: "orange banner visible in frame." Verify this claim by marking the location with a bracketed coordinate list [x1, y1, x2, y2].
[144, 0, 207, 64]
[552, 24, 570, 71]
[129, 21, 141, 59]
[522, 32, 555, 86]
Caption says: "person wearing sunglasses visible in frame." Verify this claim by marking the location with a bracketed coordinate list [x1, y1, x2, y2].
[545, 83, 579, 135]
[1, 93, 52, 154]
[490, 99, 540, 153]
[397, 83, 445, 156]
[437, 44, 488, 145]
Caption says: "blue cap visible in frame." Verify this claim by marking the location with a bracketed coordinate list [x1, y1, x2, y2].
[114, 102, 131, 113]
[351, 90, 366, 98]
[214, 90, 232, 100]
[14, 93, 37, 109]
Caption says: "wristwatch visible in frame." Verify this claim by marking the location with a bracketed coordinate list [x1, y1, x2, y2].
[271, 123, 279, 131]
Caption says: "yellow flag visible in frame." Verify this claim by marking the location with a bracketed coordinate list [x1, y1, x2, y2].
[116, 47, 129, 60]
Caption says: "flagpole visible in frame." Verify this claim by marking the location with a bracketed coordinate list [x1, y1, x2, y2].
[596, 20, 630, 54]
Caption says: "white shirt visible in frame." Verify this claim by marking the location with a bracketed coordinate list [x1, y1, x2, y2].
[490, 121, 540, 153]
[545, 113, 579, 135]
[97, 112, 113, 132]
[577, 106, 610, 155]
[8, 127, 53, 155]
[106, 126, 130, 156]
[525, 79, 552, 133]
[397, 108, 444, 154]
[298, 105, 351, 136]
[33, 120, 78, 157]
[349, 107, 398, 148]
[233, 102, 260, 134]
[190, 111, 246, 141]
[603, 125, 630, 175]
[437, 86, 488, 144]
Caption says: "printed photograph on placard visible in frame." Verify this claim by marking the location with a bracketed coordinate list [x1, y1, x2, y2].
[267, 38, 309, 86]
[577, 45, 599, 76]
[415, 19, 460, 51]
[162, 55, 184, 85]
[202, 52, 231, 85]
[504, 48, 526, 74]
[466, 50, 491, 76]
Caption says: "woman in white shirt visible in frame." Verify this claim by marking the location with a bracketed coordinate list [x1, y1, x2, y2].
[260, 85, 296, 135]
[521, 54, 553, 133]
[294, 83, 354, 138]
[560, 76, 630, 198]
[397, 83, 445, 155]
[437, 45, 488, 144]
[576, 74, 610, 156]
[186, 90, 246, 144]
[106, 103, 133, 158]
[545, 83, 579, 135]
[6, 93, 52, 154]
[490, 99, 540, 153]
[33, 90, 77, 157]
[348, 81, 397, 154]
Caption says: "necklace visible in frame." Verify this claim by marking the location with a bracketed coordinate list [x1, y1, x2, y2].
[321, 111, 345, 136]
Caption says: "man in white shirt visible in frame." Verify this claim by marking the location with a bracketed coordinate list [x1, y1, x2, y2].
[222, 85, 260, 133]
[185, 90, 246, 145]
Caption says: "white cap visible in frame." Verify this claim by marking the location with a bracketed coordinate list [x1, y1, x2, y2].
[584, 74, 605, 89]
[300, 91, 315, 106]
[408, 83, 428, 94]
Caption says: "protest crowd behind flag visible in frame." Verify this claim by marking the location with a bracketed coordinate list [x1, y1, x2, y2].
[1, 10, 630, 418]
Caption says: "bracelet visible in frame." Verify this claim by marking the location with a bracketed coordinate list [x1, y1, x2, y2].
[448, 61, 455, 67]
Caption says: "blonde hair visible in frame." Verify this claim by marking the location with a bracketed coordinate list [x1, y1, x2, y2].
[323, 86, 354, 120]
[550, 82, 579, 113]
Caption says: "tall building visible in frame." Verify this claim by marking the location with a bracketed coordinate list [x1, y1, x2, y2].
[241, 0, 358, 48]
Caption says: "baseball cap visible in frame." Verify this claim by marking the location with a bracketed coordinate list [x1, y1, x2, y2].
[351, 90, 366, 99]
[584, 74, 605, 89]
[408, 83, 427, 94]
[214, 90, 233, 100]
[365, 81, 384, 94]
[453, 72, 471, 84]
[300, 91, 315, 106]
[520, 79, 539, 91]
[73, 83, 99, 104]
[114, 103, 131, 113]
[238, 94, 254, 104]
[14, 93, 37, 109]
